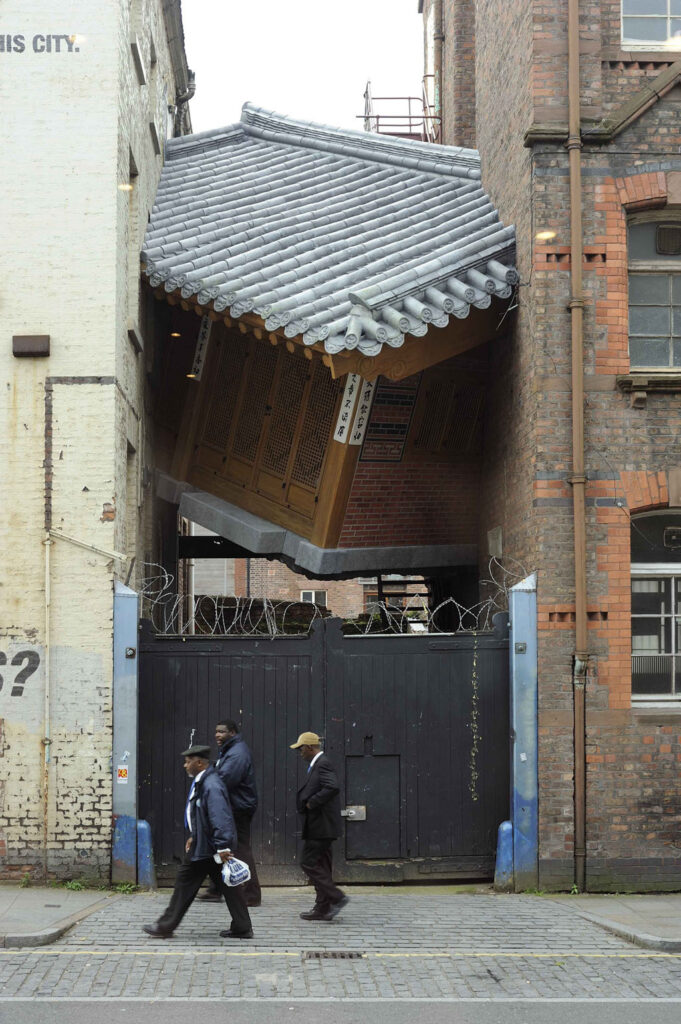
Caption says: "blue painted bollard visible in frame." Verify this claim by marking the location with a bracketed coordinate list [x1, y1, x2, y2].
[137, 819, 157, 890]
[494, 819, 513, 891]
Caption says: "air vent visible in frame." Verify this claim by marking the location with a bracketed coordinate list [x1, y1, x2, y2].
[656, 225, 681, 256]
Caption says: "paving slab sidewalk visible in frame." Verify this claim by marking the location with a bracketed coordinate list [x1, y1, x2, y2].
[548, 893, 681, 951]
[0, 885, 119, 947]
[2, 883, 681, 951]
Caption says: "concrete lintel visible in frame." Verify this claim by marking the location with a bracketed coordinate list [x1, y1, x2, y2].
[168, 478, 477, 576]
[180, 491, 288, 555]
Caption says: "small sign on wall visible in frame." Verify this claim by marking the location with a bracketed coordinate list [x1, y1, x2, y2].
[117, 766, 129, 784]
[190, 317, 212, 380]
[333, 373, 361, 443]
[349, 379, 375, 445]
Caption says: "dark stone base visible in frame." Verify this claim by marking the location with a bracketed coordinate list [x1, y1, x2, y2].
[586, 858, 681, 893]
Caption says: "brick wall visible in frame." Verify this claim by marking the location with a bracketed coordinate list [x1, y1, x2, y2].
[233, 559, 365, 619]
[442, 1, 681, 888]
[338, 372, 481, 548]
[0, 0, 184, 880]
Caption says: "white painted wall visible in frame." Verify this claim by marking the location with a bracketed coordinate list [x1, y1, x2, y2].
[0, 0, 186, 878]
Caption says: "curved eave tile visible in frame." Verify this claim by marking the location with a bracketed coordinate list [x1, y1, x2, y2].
[143, 103, 517, 358]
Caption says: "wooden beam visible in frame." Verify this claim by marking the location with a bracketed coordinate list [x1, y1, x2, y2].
[152, 286, 510, 384]
[170, 321, 221, 481]
[323, 304, 507, 382]
[311, 437, 361, 549]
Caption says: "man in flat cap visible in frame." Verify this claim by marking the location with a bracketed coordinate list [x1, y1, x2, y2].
[291, 731, 348, 921]
[143, 744, 253, 940]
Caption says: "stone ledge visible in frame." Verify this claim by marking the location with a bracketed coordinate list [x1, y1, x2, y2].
[617, 373, 681, 396]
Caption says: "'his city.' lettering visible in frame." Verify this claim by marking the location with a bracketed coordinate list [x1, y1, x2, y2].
[0, 33, 81, 53]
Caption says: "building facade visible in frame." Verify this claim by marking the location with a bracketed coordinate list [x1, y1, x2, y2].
[0, 0, 191, 879]
[421, 0, 681, 889]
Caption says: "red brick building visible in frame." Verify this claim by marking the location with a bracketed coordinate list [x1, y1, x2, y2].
[420, 0, 681, 889]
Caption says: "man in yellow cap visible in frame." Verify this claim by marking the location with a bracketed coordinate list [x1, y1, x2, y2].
[290, 731, 348, 921]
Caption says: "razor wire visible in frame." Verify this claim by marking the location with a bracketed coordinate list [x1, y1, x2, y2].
[139, 556, 529, 638]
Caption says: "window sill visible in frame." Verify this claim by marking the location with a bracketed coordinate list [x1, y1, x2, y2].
[617, 373, 681, 402]
[617, 45, 681, 56]
[632, 702, 681, 716]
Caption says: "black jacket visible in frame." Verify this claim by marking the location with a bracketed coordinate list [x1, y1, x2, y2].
[189, 766, 237, 860]
[215, 733, 258, 814]
[296, 753, 342, 840]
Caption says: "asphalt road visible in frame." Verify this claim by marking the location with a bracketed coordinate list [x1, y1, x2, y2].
[3, 1000, 681, 1024]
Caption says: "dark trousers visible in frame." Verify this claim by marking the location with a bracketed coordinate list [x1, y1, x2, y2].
[300, 838, 344, 911]
[206, 810, 261, 904]
[234, 809, 261, 904]
[156, 854, 251, 936]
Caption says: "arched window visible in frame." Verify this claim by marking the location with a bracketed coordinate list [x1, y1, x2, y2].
[628, 217, 681, 369]
[631, 511, 681, 700]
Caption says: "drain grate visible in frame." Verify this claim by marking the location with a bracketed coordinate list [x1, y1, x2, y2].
[302, 950, 365, 960]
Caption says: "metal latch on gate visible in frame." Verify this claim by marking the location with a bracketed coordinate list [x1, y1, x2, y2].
[341, 805, 366, 820]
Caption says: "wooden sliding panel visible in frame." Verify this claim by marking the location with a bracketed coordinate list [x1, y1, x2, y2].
[195, 331, 250, 473]
[256, 351, 310, 502]
[229, 341, 280, 487]
[188, 333, 351, 543]
[288, 360, 343, 517]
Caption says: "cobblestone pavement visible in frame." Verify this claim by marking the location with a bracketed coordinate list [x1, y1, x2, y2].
[2, 887, 681, 1000]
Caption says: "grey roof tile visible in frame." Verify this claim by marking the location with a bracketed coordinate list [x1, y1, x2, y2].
[143, 103, 516, 355]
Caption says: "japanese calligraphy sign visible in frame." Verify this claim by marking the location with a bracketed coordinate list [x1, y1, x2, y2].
[333, 373, 361, 443]
[190, 316, 212, 380]
[349, 379, 376, 446]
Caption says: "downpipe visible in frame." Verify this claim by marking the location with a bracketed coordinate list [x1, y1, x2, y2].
[567, 0, 588, 892]
[42, 532, 52, 881]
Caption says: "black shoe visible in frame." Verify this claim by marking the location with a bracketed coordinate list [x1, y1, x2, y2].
[300, 908, 333, 921]
[220, 928, 254, 939]
[198, 891, 222, 902]
[143, 924, 173, 938]
[327, 894, 349, 919]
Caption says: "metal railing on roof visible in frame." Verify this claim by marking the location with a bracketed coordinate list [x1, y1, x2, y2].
[361, 79, 441, 144]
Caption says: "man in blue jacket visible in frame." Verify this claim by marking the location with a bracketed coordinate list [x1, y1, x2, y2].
[142, 744, 253, 940]
[201, 719, 262, 906]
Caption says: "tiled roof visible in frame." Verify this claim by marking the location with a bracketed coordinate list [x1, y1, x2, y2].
[142, 103, 517, 357]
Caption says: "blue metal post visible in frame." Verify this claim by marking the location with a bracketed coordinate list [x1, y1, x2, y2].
[112, 582, 139, 884]
[509, 573, 538, 890]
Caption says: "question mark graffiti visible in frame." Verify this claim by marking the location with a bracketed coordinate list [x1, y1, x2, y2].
[11, 651, 40, 696]
[0, 651, 40, 696]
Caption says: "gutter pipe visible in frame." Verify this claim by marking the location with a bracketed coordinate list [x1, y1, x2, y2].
[42, 533, 52, 880]
[434, 0, 444, 121]
[567, 0, 588, 893]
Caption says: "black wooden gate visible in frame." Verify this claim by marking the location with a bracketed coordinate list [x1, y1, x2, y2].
[138, 618, 509, 884]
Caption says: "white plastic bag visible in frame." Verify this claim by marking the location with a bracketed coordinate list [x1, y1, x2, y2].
[221, 857, 251, 887]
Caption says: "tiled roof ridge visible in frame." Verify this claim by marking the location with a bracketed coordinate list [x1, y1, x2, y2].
[167, 102, 482, 180]
[240, 103, 481, 179]
[145, 104, 517, 358]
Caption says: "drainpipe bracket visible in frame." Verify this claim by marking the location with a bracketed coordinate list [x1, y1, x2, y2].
[567, 298, 585, 310]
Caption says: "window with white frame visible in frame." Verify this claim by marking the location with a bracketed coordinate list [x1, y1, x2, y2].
[622, 0, 681, 47]
[300, 590, 327, 607]
[628, 218, 681, 369]
[631, 513, 681, 699]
